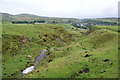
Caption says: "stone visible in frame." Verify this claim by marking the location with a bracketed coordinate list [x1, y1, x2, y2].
[103, 59, 110, 62]
[22, 39, 27, 43]
[79, 68, 89, 73]
[84, 51, 88, 53]
[47, 59, 52, 63]
[26, 55, 32, 58]
[84, 54, 91, 57]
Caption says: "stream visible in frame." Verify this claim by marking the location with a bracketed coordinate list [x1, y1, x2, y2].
[19, 49, 46, 78]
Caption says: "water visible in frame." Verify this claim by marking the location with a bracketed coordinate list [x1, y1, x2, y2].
[19, 49, 46, 78]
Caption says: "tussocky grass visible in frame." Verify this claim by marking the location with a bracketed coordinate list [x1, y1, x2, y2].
[2, 24, 118, 78]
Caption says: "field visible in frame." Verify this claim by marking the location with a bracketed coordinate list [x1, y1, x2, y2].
[2, 24, 118, 78]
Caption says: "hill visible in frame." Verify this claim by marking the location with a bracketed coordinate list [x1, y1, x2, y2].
[2, 23, 118, 78]
[1, 12, 80, 23]
[96, 18, 118, 23]
[81, 18, 118, 25]
[0, 12, 13, 21]
[15, 14, 40, 17]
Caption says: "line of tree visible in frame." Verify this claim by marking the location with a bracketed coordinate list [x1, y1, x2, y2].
[12, 20, 46, 24]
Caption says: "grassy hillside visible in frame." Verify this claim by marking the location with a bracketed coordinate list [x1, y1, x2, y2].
[95, 25, 119, 32]
[81, 18, 118, 26]
[96, 18, 118, 23]
[1, 13, 80, 24]
[2, 24, 118, 78]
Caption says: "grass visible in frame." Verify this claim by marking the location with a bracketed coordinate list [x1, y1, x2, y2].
[95, 18, 118, 23]
[96, 25, 118, 32]
[2, 24, 118, 78]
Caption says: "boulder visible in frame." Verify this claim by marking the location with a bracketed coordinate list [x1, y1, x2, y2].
[26, 55, 32, 58]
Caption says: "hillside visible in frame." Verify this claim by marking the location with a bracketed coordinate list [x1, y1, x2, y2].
[1, 13, 80, 23]
[96, 18, 118, 23]
[2, 23, 118, 78]
[80, 18, 118, 26]
[15, 14, 40, 17]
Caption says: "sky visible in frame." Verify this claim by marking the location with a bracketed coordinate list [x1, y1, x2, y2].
[0, 0, 119, 19]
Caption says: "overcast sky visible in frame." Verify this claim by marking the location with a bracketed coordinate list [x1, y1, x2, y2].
[0, 0, 119, 19]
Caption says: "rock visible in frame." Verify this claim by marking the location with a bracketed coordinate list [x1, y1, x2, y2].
[84, 51, 88, 53]
[32, 60, 34, 62]
[110, 63, 113, 65]
[82, 47, 86, 50]
[27, 62, 31, 64]
[79, 68, 89, 73]
[79, 70, 83, 73]
[83, 68, 89, 73]
[22, 39, 27, 43]
[26, 55, 32, 58]
[43, 39, 46, 42]
[103, 59, 110, 62]
[22, 44, 26, 48]
[37, 70, 39, 72]
[84, 54, 92, 57]
[3, 73, 7, 75]
[11, 74, 14, 76]
[44, 34, 48, 37]
[47, 59, 52, 63]
[47, 52, 51, 56]
[71, 73, 79, 78]
[92, 58, 96, 61]
[53, 28, 57, 29]
[59, 29, 64, 32]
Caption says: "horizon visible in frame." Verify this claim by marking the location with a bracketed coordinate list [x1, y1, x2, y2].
[1, 12, 118, 19]
[1, 0, 119, 19]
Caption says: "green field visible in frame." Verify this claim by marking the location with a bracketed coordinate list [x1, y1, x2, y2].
[2, 24, 118, 78]
[96, 25, 119, 32]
